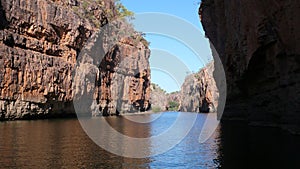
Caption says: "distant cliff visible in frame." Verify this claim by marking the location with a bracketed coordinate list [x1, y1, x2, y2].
[150, 83, 168, 112]
[200, 0, 300, 129]
[149, 62, 218, 113]
[179, 61, 218, 113]
[0, 0, 150, 120]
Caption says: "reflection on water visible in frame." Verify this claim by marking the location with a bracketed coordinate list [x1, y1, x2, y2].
[218, 121, 300, 169]
[0, 112, 299, 168]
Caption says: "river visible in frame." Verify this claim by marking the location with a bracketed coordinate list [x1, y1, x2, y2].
[0, 112, 300, 169]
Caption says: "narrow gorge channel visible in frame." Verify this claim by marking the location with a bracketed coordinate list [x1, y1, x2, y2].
[0, 0, 300, 168]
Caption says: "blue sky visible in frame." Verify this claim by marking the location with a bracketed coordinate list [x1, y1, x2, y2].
[120, 0, 212, 93]
[120, 0, 203, 29]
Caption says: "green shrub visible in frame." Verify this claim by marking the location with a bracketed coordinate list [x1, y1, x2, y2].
[168, 101, 179, 111]
[71, 0, 135, 28]
[152, 106, 162, 113]
[115, 0, 134, 19]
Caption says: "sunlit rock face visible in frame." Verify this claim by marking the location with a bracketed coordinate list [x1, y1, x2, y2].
[179, 62, 219, 113]
[0, 0, 151, 119]
[94, 39, 151, 116]
[149, 62, 218, 113]
[200, 0, 300, 129]
[150, 83, 168, 112]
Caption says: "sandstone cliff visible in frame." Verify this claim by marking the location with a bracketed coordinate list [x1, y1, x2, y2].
[93, 35, 151, 116]
[167, 91, 180, 111]
[150, 83, 168, 112]
[0, 0, 150, 119]
[149, 62, 218, 113]
[179, 61, 218, 113]
[200, 0, 300, 129]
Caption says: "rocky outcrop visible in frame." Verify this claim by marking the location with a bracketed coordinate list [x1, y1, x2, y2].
[167, 91, 180, 108]
[149, 62, 218, 113]
[94, 38, 151, 116]
[150, 84, 182, 112]
[0, 0, 92, 119]
[200, 0, 300, 128]
[0, 0, 150, 120]
[179, 61, 218, 113]
[150, 83, 168, 112]
[72, 21, 151, 117]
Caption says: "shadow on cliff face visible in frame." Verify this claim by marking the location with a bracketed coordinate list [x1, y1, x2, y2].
[200, 0, 300, 131]
[237, 40, 300, 126]
[241, 43, 279, 122]
[0, 1, 8, 30]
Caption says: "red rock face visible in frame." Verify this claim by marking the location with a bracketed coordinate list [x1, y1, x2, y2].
[150, 83, 168, 112]
[95, 40, 151, 116]
[0, 0, 151, 119]
[149, 62, 218, 113]
[200, 0, 300, 129]
[0, 0, 90, 119]
[179, 62, 218, 113]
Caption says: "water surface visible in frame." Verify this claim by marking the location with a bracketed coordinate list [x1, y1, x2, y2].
[0, 112, 299, 168]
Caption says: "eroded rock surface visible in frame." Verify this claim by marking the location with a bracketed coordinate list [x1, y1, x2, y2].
[179, 62, 218, 113]
[149, 62, 218, 113]
[200, 0, 300, 128]
[150, 83, 168, 112]
[94, 38, 151, 116]
[0, 0, 151, 119]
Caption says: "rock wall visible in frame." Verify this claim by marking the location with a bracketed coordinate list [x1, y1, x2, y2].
[150, 83, 168, 112]
[167, 91, 181, 110]
[149, 62, 218, 113]
[200, 0, 300, 128]
[0, 0, 91, 119]
[0, 0, 151, 120]
[179, 62, 218, 113]
[94, 38, 151, 116]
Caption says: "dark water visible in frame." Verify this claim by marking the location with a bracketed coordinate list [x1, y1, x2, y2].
[0, 112, 300, 169]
